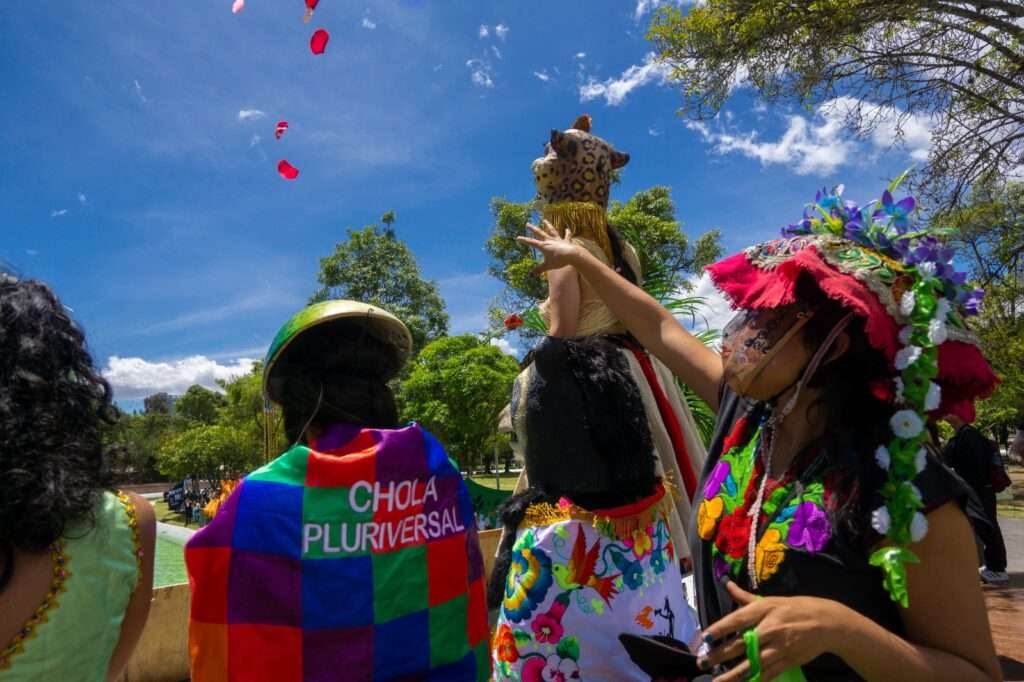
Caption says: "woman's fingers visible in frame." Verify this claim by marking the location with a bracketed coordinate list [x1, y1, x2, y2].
[710, 645, 781, 682]
[516, 236, 545, 249]
[702, 601, 768, 644]
[699, 634, 747, 669]
[725, 579, 758, 606]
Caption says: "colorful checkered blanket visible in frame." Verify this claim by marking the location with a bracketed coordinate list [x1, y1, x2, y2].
[185, 423, 491, 681]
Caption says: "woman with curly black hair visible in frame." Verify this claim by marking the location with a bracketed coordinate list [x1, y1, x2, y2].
[0, 271, 156, 681]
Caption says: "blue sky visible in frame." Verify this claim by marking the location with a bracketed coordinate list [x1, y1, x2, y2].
[0, 0, 931, 407]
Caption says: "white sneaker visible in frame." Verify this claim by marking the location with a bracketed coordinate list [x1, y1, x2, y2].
[979, 567, 1009, 584]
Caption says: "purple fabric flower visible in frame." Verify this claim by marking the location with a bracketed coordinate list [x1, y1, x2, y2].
[713, 555, 731, 580]
[786, 501, 831, 553]
[704, 460, 731, 499]
[961, 288, 985, 316]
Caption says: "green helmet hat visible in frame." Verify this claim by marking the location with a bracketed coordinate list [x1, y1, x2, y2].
[262, 300, 413, 405]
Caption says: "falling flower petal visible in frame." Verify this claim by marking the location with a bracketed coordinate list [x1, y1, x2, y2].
[310, 28, 329, 54]
[275, 121, 289, 140]
[231, 0, 245, 13]
[277, 159, 299, 180]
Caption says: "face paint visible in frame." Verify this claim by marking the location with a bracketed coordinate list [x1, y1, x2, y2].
[721, 305, 814, 395]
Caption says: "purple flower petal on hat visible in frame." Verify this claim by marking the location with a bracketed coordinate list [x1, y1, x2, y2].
[895, 196, 915, 214]
[881, 190, 894, 208]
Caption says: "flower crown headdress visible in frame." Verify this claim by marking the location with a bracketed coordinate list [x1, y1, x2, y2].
[780, 175, 984, 607]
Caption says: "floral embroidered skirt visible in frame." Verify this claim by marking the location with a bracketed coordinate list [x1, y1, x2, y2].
[492, 488, 700, 680]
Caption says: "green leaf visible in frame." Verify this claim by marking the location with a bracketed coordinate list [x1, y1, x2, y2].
[513, 629, 533, 645]
[556, 636, 581, 661]
[887, 167, 914, 193]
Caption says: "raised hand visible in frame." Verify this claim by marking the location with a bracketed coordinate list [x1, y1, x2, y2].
[516, 220, 583, 274]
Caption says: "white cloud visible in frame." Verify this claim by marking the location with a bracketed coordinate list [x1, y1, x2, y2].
[489, 337, 519, 357]
[102, 355, 257, 400]
[361, 16, 376, 29]
[249, 133, 262, 147]
[50, 209, 67, 218]
[133, 79, 149, 104]
[578, 52, 671, 106]
[78, 192, 87, 204]
[533, 70, 551, 82]
[494, 23, 509, 40]
[634, 0, 696, 21]
[491, 45, 502, 60]
[237, 109, 266, 122]
[648, 126, 660, 136]
[682, 272, 734, 342]
[466, 58, 494, 89]
[687, 96, 934, 175]
[433, 64, 444, 72]
[575, 52, 587, 60]
[478, 25, 489, 38]
[135, 290, 300, 335]
[25, 249, 39, 257]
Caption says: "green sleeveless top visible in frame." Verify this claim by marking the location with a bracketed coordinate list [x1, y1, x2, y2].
[0, 491, 142, 681]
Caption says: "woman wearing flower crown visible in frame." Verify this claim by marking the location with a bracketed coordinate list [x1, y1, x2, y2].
[519, 182, 1002, 681]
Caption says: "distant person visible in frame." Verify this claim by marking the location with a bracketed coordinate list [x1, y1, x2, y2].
[0, 271, 156, 680]
[185, 301, 489, 681]
[943, 415, 1009, 584]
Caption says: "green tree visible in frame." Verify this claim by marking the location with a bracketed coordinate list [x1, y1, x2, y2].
[648, 1, 1024, 208]
[157, 423, 258, 485]
[104, 411, 184, 483]
[399, 335, 521, 470]
[938, 181, 1024, 442]
[312, 223, 449, 354]
[143, 392, 174, 415]
[176, 384, 224, 424]
[217, 363, 287, 462]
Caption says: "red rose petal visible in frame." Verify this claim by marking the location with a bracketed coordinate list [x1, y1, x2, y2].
[275, 121, 289, 140]
[277, 159, 299, 180]
[310, 28, 329, 54]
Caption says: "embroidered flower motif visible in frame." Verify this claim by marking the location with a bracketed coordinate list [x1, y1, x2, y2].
[890, 410, 924, 439]
[924, 382, 942, 412]
[875, 445, 891, 470]
[872, 506, 891, 535]
[624, 526, 654, 560]
[721, 417, 750, 453]
[531, 611, 564, 644]
[495, 624, 519, 663]
[910, 512, 928, 542]
[787, 501, 831, 553]
[524, 654, 580, 682]
[713, 554, 732, 580]
[715, 511, 752, 560]
[704, 460, 732, 499]
[503, 546, 554, 622]
[697, 496, 725, 541]
[755, 527, 787, 583]
[894, 345, 922, 370]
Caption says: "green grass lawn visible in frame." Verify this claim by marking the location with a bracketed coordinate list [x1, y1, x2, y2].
[152, 499, 188, 527]
[468, 472, 521, 491]
[996, 465, 1024, 519]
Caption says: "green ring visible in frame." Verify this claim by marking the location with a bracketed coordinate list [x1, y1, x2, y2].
[744, 628, 761, 682]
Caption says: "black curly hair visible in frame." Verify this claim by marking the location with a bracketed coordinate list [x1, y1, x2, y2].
[0, 272, 116, 590]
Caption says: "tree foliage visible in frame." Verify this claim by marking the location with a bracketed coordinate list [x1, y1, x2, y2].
[157, 423, 259, 485]
[648, 0, 1024, 208]
[312, 222, 449, 354]
[399, 335, 521, 470]
[176, 384, 224, 424]
[143, 392, 174, 415]
[939, 181, 1024, 441]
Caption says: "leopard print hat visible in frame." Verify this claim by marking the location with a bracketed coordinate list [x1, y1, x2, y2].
[532, 115, 629, 209]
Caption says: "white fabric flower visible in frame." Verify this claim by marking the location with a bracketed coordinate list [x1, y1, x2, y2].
[916, 261, 937, 279]
[915, 447, 928, 474]
[900, 290, 916, 317]
[894, 377, 905, 402]
[895, 345, 922, 370]
[891, 410, 924, 439]
[872, 506, 891, 535]
[875, 445, 891, 470]
[924, 382, 942, 412]
[909, 482, 923, 501]
[910, 512, 929, 542]
[928, 318, 948, 345]
[935, 299, 951, 321]
[898, 326, 914, 344]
